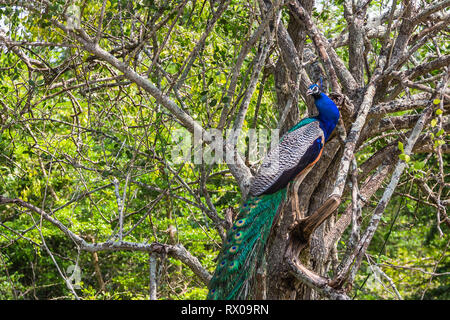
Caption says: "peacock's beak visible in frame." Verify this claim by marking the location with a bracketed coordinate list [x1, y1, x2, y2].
[306, 89, 313, 95]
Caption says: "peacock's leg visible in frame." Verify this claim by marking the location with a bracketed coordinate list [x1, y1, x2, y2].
[290, 167, 313, 218]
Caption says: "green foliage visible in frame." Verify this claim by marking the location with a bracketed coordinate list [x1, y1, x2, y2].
[0, 0, 448, 301]
[352, 195, 449, 300]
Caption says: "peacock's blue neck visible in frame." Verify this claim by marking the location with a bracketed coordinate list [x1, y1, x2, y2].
[313, 93, 340, 141]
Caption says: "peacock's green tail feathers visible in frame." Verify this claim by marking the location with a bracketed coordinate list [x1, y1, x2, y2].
[207, 188, 287, 300]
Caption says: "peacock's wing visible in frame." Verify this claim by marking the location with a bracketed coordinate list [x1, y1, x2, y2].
[249, 120, 325, 196]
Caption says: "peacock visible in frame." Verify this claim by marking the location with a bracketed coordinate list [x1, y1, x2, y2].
[207, 83, 340, 300]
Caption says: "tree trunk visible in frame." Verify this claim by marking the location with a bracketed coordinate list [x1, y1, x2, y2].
[267, 0, 341, 300]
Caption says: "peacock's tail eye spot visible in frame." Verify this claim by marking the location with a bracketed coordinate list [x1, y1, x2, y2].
[235, 218, 246, 227]
[229, 245, 238, 253]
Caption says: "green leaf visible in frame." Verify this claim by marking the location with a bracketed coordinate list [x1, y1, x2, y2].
[435, 109, 443, 115]
[436, 129, 444, 137]
[398, 142, 404, 152]
[209, 99, 217, 107]
[434, 139, 445, 147]
[433, 98, 441, 105]
[414, 161, 425, 170]
[430, 119, 437, 127]
[399, 154, 410, 162]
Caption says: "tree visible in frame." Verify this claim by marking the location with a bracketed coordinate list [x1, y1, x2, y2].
[0, 0, 448, 300]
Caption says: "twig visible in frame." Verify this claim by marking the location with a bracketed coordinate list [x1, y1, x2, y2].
[149, 253, 158, 300]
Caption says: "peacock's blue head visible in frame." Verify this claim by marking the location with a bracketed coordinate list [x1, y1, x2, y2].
[306, 84, 321, 98]
[306, 83, 340, 140]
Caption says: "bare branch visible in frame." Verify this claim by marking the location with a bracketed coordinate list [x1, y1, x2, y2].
[0, 196, 212, 285]
[288, 260, 350, 300]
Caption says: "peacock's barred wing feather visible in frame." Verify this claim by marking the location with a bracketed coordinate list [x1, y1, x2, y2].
[249, 120, 325, 196]
[207, 188, 286, 300]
